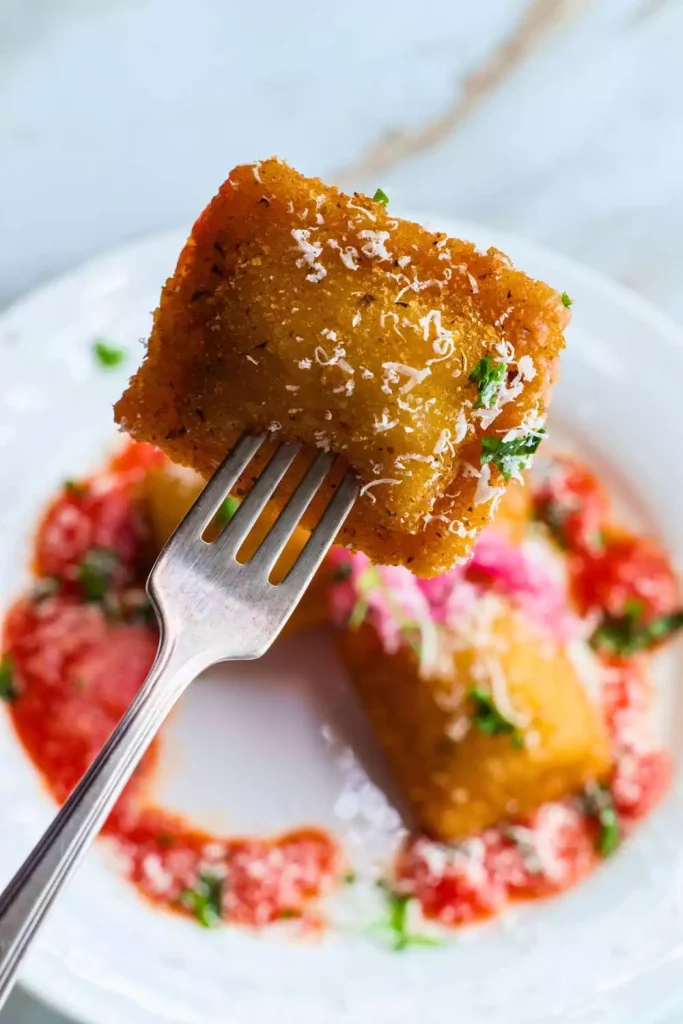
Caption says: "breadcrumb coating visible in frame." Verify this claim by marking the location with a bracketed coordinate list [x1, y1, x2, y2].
[115, 158, 568, 575]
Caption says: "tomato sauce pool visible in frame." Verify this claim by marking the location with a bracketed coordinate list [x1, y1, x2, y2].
[0, 442, 676, 938]
[1, 443, 339, 929]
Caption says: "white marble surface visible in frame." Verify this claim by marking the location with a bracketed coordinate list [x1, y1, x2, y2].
[1, 0, 682, 1020]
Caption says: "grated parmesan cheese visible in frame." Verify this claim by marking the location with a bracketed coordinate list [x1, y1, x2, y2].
[291, 228, 326, 283]
[373, 410, 398, 433]
[454, 409, 469, 444]
[141, 854, 174, 896]
[347, 199, 376, 222]
[358, 230, 392, 261]
[359, 478, 400, 502]
[517, 354, 537, 381]
[381, 362, 432, 394]
[328, 239, 360, 271]
[433, 429, 455, 457]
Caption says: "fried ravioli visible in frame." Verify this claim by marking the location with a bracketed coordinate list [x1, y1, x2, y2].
[340, 598, 611, 840]
[115, 158, 568, 576]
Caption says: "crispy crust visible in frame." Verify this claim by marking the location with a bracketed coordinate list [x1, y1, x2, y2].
[115, 158, 568, 575]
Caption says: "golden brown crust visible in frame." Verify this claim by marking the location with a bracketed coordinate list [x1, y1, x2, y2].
[339, 601, 610, 839]
[116, 158, 567, 576]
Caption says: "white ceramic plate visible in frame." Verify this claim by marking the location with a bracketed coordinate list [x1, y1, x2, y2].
[1, 221, 683, 1024]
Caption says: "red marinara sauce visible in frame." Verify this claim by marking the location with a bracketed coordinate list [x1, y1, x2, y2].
[533, 455, 680, 623]
[1, 442, 339, 930]
[0, 445, 677, 936]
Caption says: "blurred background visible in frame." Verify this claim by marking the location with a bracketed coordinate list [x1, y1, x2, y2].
[1, 0, 681, 1019]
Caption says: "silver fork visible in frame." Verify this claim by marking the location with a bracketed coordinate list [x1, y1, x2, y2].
[0, 432, 358, 1008]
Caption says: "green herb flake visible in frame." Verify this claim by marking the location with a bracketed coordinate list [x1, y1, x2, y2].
[468, 356, 507, 409]
[369, 887, 443, 952]
[277, 908, 300, 919]
[343, 869, 357, 885]
[582, 783, 620, 857]
[469, 686, 525, 748]
[217, 495, 240, 526]
[560, 292, 573, 308]
[77, 548, 121, 603]
[347, 567, 380, 631]
[180, 871, 225, 928]
[0, 655, 17, 703]
[157, 833, 176, 849]
[372, 188, 389, 206]
[92, 339, 127, 369]
[623, 597, 646, 619]
[480, 430, 545, 481]
[590, 608, 683, 657]
[346, 566, 429, 665]
[348, 595, 369, 630]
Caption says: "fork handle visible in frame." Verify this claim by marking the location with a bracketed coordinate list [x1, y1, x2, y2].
[0, 632, 198, 1010]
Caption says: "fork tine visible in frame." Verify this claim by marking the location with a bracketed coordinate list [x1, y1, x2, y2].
[249, 450, 336, 576]
[215, 441, 301, 557]
[169, 432, 267, 541]
[278, 467, 359, 597]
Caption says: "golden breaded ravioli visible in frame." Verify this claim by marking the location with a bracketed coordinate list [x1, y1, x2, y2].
[115, 158, 568, 575]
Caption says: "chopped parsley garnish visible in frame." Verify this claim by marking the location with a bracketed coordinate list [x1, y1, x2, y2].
[347, 566, 428, 661]
[468, 355, 506, 409]
[216, 495, 240, 526]
[624, 597, 645, 618]
[157, 833, 176, 849]
[581, 782, 620, 857]
[348, 593, 370, 631]
[560, 292, 573, 308]
[343, 869, 357, 884]
[369, 885, 442, 951]
[372, 188, 389, 206]
[480, 430, 545, 481]
[77, 548, 120, 603]
[0, 655, 17, 703]
[92, 339, 126, 369]
[469, 686, 525, 748]
[277, 908, 300, 919]
[180, 871, 225, 928]
[590, 607, 683, 657]
[348, 567, 380, 631]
